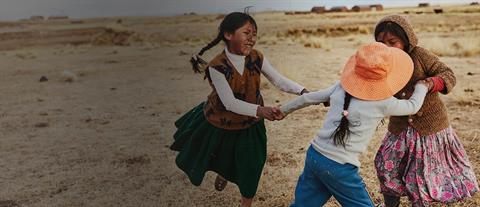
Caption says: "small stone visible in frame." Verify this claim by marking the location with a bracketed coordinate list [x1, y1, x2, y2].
[35, 122, 49, 128]
[178, 50, 188, 56]
[61, 70, 77, 82]
[39, 76, 48, 82]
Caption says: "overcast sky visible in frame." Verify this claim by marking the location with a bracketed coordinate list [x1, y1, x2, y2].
[0, 0, 472, 20]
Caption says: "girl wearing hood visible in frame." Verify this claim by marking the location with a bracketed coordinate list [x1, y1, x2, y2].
[373, 15, 479, 207]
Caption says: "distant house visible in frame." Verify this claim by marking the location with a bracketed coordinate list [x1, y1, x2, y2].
[471, 2, 479, 5]
[352, 5, 372, 12]
[48, 15, 69, 20]
[418, 3, 430, 7]
[433, 8, 443, 13]
[29, 16, 44, 21]
[329, 6, 348, 12]
[311, 6, 326, 13]
[370, 4, 384, 11]
[294, 11, 311, 15]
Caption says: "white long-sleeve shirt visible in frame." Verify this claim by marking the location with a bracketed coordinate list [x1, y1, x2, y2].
[209, 48, 305, 117]
[280, 81, 428, 167]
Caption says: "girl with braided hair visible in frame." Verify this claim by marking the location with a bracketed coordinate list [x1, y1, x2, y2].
[170, 12, 309, 206]
[279, 42, 431, 206]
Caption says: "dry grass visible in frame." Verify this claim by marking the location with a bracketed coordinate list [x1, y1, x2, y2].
[298, 35, 330, 49]
[0, 4, 479, 207]
[420, 35, 480, 57]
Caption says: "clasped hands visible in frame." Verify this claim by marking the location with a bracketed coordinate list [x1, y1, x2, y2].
[256, 106, 285, 121]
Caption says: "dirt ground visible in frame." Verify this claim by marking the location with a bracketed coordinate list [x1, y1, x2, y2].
[0, 4, 479, 207]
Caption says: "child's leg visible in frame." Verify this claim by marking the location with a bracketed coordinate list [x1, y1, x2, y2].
[290, 169, 332, 206]
[290, 146, 332, 207]
[312, 151, 374, 207]
[383, 194, 400, 207]
[241, 197, 252, 207]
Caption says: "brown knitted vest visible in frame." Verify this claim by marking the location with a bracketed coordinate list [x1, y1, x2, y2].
[203, 49, 264, 130]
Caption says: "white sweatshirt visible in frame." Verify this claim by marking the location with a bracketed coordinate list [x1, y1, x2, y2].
[281, 81, 428, 167]
[209, 48, 305, 117]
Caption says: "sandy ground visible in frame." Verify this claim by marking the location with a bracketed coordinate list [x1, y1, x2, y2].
[0, 4, 479, 207]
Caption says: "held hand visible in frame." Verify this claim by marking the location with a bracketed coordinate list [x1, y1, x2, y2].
[424, 78, 435, 91]
[271, 106, 286, 120]
[256, 106, 276, 121]
[300, 88, 310, 95]
[417, 79, 432, 90]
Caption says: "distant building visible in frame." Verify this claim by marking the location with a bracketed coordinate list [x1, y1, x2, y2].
[329, 6, 348, 12]
[29, 16, 44, 21]
[294, 11, 311, 15]
[471, 2, 479, 5]
[418, 3, 430, 7]
[433, 8, 443, 13]
[352, 4, 383, 12]
[370, 4, 384, 11]
[352, 5, 372, 12]
[311, 6, 326, 13]
[48, 15, 69, 20]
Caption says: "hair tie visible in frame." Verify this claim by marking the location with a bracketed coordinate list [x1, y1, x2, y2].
[342, 110, 349, 117]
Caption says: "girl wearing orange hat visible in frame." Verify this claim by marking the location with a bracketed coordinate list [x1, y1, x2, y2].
[373, 15, 478, 207]
[278, 42, 430, 207]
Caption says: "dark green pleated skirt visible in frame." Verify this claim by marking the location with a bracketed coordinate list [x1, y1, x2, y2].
[170, 102, 267, 198]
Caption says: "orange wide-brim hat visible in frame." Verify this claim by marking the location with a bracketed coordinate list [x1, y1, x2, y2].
[340, 42, 414, 101]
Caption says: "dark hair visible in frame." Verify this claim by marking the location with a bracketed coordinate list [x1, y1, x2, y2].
[374, 21, 410, 52]
[190, 12, 257, 73]
[331, 92, 352, 147]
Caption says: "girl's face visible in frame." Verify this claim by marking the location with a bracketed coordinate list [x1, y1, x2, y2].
[376, 32, 405, 51]
[224, 22, 257, 56]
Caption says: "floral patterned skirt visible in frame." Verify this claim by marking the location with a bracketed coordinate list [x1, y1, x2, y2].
[374, 126, 479, 206]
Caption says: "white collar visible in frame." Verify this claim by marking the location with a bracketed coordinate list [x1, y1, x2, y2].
[224, 47, 245, 75]
[225, 47, 245, 62]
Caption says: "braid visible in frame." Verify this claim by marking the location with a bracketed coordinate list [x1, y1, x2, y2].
[332, 92, 352, 147]
[199, 33, 223, 56]
[190, 33, 223, 73]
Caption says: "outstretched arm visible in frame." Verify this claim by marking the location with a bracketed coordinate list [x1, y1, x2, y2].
[261, 57, 306, 95]
[384, 82, 429, 116]
[280, 82, 338, 115]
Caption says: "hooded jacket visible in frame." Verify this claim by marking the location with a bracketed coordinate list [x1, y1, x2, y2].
[375, 15, 456, 136]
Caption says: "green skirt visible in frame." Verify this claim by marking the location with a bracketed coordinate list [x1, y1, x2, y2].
[170, 102, 267, 198]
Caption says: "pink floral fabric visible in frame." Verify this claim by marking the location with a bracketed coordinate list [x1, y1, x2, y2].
[375, 126, 479, 206]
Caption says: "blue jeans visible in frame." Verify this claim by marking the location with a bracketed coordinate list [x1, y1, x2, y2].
[291, 146, 374, 207]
